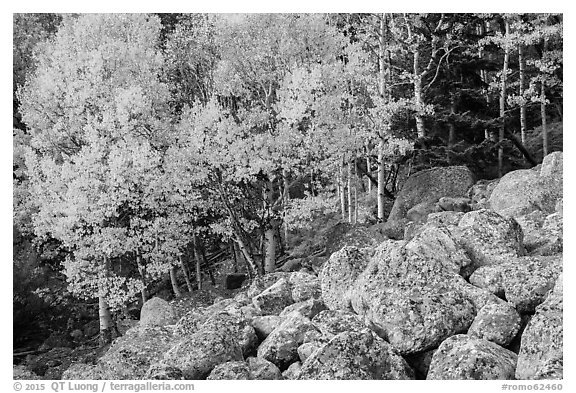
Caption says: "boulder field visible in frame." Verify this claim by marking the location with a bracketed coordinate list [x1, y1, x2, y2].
[55, 152, 563, 381]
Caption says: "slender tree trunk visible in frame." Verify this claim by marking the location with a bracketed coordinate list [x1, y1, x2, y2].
[231, 241, 238, 273]
[366, 153, 372, 193]
[136, 253, 147, 304]
[413, 49, 426, 138]
[541, 81, 548, 157]
[282, 169, 290, 246]
[377, 139, 386, 220]
[340, 158, 346, 221]
[98, 256, 113, 347]
[519, 44, 527, 144]
[499, 19, 510, 177]
[179, 255, 193, 292]
[448, 95, 456, 148]
[347, 160, 353, 224]
[192, 234, 202, 290]
[169, 267, 182, 297]
[263, 180, 277, 274]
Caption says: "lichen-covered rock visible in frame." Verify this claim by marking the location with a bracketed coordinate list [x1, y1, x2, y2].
[144, 363, 184, 380]
[174, 310, 206, 336]
[437, 196, 472, 213]
[140, 297, 178, 327]
[252, 278, 294, 315]
[162, 329, 243, 379]
[311, 309, 367, 338]
[289, 271, 321, 302]
[502, 256, 562, 313]
[251, 315, 283, 340]
[516, 274, 563, 380]
[540, 151, 563, 179]
[279, 298, 326, 320]
[350, 238, 475, 354]
[468, 303, 521, 346]
[406, 201, 438, 223]
[61, 363, 104, 380]
[530, 212, 563, 256]
[320, 246, 372, 311]
[98, 325, 176, 379]
[247, 357, 283, 380]
[257, 313, 318, 370]
[207, 361, 251, 380]
[457, 209, 524, 271]
[247, 272, 291, 298]
[427, 335, 517, 380]
[297, 330, 414, 380]
[426, 211, 465, 227]
[297, 342, 321, 363]
[14, 365, 42, 380]
[387, 165, 475, 223]
[469, 255, 562, 313]
[468, 179, 499, 209]
[201, 311, 258, 357]
[489, 160, 562, 217]
[282, 361, 302, 379]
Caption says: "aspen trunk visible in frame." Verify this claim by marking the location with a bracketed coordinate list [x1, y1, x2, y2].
[264, 180, 277, 274]
[179, 255, 194, 292]
[192, 234, 202, 290]
[282, 169, 290, 246]
[136, 253, 147, 304]
[519, 44, 527, 144]
[498, 19, 510, 177]
[231, 241, 238, 273]
[340, 159, 346, 221]
[366, 154, 372, 193]
[541, 81, 548, 157]
[377, 139, 386, 220]
[347, 160, 353, 223]
[98, 295, 113, 347]
[413, 49, 426, 138]
[98, 256, 113, 347]
[169, 267, 182, 297]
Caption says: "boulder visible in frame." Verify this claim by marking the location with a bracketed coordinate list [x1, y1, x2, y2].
[257, 313, 318, 370]
[437, 196, 472, 213]
[426, 211, 465, 227]
[279, 298, 326, 320]
[540, 151, 563, 179]
[297, 342, 321, 363]
[247, 357, 283, 380]
[387, 165, 475, 223]
[350, 237, 475, 354]
[516, 274, 563, 380]
[140, 297, 178, 327]
[406, 201, 439, 224]
[489, 163, 562, 217]
[173, 310, 206, 336]
[456, 209, 524, 275]
[311, 309, 368, 339]
[251, 315, 283, 341]
[247, 272, 290, 298]
[252, 278, 294, 315]
[207, 361, 251, 380]
[427, 334, 517, 380]
[61, 363, 104, 380]
[144, 363, 185, 380]
[282, 361, 302, 379]
[469, 255, 562, 313]
[297, 330, 414, 380]
[162, 329, 243, 379]
[468, 179, 499, 208]
[201, 311, 258, 357]
[289, 271, 321, 302]
[530, 213, 563, 256]
[502, 256, 562, 313]
[468, 303, 522, 347]
[319, 246, 372, 311]
[97, 325, 176, 379]
[374, 218, 408, 240]
[14, 365, 41, 380]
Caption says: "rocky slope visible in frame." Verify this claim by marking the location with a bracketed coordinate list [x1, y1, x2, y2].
[16, 152, 563, 381]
